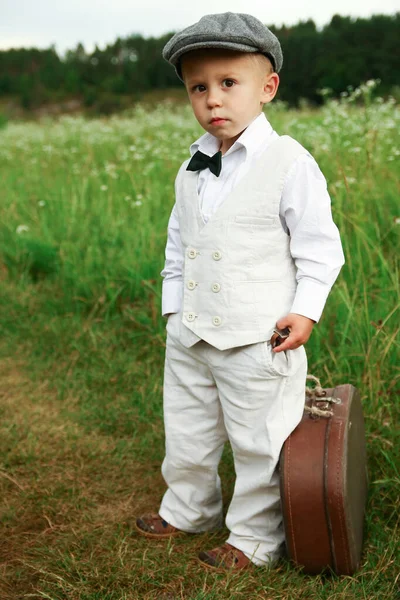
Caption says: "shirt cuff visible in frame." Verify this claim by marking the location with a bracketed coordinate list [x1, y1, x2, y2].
[161, 280, 183, 317]
[290, 278, 333, 323]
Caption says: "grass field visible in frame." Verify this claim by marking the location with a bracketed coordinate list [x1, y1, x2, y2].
[0, 83, 399, 599]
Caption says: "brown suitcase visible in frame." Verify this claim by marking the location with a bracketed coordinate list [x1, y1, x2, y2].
[279, 380, 368, 575]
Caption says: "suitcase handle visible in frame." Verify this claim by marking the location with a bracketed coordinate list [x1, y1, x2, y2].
[305, 375, 341, 418]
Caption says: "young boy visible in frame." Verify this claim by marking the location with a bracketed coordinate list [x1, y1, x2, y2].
[136, 12, 345, 570]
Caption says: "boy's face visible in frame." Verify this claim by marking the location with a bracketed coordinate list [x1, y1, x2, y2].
[181, 49, 279, 154]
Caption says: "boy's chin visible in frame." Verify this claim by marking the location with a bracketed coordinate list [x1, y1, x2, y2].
[204, 127, 241, 142]
[205, 120, 254, 140]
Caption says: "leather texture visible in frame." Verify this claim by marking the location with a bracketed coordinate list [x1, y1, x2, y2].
[279, 384, 368, 575]
[135, 513, 184, 538]
[198, 543, 252, 571]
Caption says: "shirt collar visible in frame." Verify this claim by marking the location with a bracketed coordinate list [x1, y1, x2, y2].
[189, 112, 274, 159]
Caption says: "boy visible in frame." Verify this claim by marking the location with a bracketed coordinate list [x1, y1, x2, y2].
[136, 12, 345, 570]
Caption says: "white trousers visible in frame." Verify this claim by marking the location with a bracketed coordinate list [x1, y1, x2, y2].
[159, 312, 307, 566]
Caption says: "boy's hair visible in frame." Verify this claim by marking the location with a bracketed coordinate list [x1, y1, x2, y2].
[248, 53, 275, 75]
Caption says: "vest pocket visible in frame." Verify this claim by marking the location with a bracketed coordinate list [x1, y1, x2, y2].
[234, 215, 274, 226]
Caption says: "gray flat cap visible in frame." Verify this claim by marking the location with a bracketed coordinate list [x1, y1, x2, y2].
[163, 12, 283, 79]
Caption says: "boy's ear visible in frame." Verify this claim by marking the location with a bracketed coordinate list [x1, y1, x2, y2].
[261, 73, 280, 104]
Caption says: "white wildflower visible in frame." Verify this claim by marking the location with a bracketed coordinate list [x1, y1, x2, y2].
[318, 87, 332, 98]
[16, 224, 29, 234]
[38, 200, 46, 207]
[100, 185, 108, 191]
[133, 200, 142, 207]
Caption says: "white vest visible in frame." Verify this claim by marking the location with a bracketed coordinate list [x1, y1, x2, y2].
[175, 135, 308, 351]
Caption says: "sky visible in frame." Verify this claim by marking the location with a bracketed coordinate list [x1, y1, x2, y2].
[0, 0, 398, 57]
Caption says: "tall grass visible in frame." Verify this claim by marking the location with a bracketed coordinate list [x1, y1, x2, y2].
[0, 82, 399, 598]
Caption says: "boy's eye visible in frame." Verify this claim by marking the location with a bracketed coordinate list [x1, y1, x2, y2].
[222, 79, 235, 88]
[193, 84, 206, 92]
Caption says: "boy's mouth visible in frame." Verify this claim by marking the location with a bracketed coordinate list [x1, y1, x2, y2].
[210, 117, 227, 125]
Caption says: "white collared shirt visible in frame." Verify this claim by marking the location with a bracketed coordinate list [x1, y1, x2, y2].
[161, 112, 345, 323]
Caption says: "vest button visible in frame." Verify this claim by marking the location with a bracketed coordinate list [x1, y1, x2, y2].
[188, 248, 198, 259]
[212, 250, 222, 261]
[212, 316, 222, 326]
[186, 312, 196, 322]
[187, 280, 196, 290]
[211, 283, 221, 293]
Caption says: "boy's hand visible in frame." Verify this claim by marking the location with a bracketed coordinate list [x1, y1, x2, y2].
[272, 313, 315, 353]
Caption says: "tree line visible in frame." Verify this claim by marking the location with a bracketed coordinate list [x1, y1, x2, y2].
[0, 13, 399, 114]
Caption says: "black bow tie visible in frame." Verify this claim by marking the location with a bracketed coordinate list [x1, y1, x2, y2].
[186, 150, 222, 177]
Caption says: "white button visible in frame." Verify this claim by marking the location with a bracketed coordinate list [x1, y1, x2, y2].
[212, 316, 222, 326]
[187, 280, 196, 290]
[188, 248, 197, 259]
[212, 250, 222, 261]
[211, 283, 221, 293]
[186, 312, 196, 322]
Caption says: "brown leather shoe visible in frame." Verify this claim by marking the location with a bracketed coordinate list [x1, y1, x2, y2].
[198, 543, 252, 571]
[135, 513, 185, 539]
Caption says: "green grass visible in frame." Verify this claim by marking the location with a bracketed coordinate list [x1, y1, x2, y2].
[0, 84, 399, 599]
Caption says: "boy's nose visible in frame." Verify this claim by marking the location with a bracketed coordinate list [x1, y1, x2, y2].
[206, 90, 222, 108]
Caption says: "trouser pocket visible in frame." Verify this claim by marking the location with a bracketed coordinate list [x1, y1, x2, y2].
[262, 341, 294, 377]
